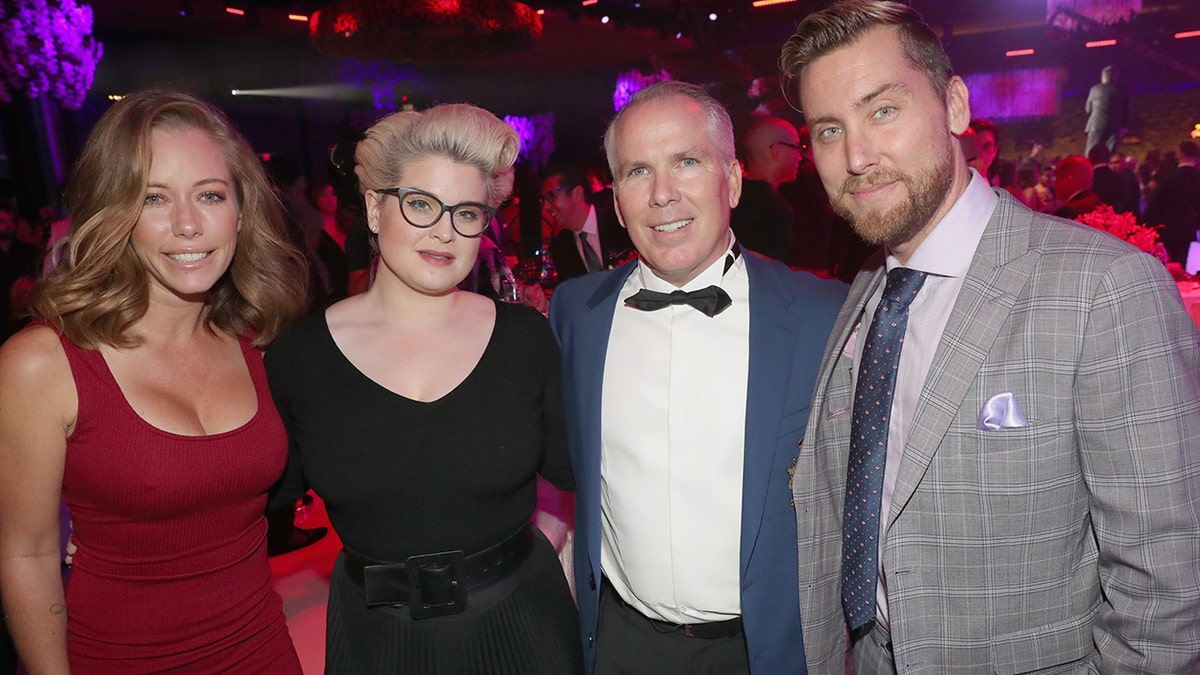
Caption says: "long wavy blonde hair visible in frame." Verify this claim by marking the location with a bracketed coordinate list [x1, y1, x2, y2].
[33, 89, 309, 348]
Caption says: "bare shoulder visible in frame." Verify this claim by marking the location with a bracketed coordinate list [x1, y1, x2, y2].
[0, 325, 72, 382]
[0, 325, 77, 428]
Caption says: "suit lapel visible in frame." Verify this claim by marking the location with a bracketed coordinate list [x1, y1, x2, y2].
[886, 192, 1040, 527]
[806, 256, 885, 446]
[573, 265, 635, 500]
[741, 257, 799, 573]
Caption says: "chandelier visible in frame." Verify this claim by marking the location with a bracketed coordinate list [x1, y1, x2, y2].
[1047, 0, 1141, 30]
[310, 0, 543, 62]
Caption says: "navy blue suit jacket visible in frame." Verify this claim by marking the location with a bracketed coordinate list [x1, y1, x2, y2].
[548, 252, 847, 674]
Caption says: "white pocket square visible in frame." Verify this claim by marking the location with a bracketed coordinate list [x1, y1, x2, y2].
[977, 392, 1028, 430]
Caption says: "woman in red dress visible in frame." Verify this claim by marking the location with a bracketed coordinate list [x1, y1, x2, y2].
[0, 89, 308, 674]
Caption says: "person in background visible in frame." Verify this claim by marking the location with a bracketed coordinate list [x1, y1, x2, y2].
[968, 118, 999, 185]
[541, 165, 631, 282]
[1015, 161, 1046, 211]
[781, 1, 1200, 670]
[550, 80, 846, 674]
[730, 115, 800, 260]
[1087, 144, 1135, 218]
[1085, 65, 1131, 158]
[265, 103, 580, 674]
[1110, 152, 1142, 217]
[1144, 140, 1200, 264]
[0, 88, 307, 673]
[1050, 154, 1102, 219]
[1, 208, 43, 322]
[309, 181, 350, 304]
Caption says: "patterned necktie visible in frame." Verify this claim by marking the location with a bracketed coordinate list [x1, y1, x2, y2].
[842, 267, 928, 630]
[579, 231, 603, 273]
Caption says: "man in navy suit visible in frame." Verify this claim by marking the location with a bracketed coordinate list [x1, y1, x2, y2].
[549, 80, 846, 674]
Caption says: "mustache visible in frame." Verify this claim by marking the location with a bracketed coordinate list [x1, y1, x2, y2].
[839, 170, 907, 197]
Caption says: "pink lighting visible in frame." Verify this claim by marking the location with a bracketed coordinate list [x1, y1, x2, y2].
[288, 14, 308, 22]
[1085, 39, 1117, 47]
[1005, 48, 1035, 57]
[963, 68, 1065, 120]
[225, 7, 245, 16]
[752, 0, 796, 6]
[581, 0, 597, 5]
[1175, 30, 1200, 39]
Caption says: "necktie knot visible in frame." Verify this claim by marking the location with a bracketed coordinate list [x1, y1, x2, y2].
[624, 285, 732, 317]
[880, 267, 927, 311]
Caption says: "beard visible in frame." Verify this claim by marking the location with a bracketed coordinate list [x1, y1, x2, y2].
[830, 143, 954, 250]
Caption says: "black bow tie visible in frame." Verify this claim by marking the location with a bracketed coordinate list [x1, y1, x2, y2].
[624, 285, 733, 317]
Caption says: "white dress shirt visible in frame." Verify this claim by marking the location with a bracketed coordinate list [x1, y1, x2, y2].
[600, 235, 750, 624]
[850, 171, 997, 626]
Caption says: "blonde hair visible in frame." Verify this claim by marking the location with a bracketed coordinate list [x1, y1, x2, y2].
[32, 88, 308, 349]
[355, 103, 519, 209]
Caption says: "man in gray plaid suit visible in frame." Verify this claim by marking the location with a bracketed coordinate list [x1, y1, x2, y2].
[781, 1, 1200, 672]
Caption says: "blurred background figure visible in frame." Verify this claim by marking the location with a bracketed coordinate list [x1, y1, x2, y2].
[1085, 65, 1131, 158]
[1144, 140, 1200, 264]
[730, 114, 799, 260]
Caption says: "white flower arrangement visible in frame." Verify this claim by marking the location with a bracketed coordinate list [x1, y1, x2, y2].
[0, 0, 103, 109]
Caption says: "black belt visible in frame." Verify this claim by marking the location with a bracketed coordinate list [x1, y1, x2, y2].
[605, 578, 744, 639]
[343, 523, 535, 619]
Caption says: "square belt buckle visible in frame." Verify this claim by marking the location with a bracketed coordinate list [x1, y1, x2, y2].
[406, 550, 467, 620]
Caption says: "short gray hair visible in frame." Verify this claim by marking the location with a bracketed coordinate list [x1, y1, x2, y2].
[603, 80, 736, 179]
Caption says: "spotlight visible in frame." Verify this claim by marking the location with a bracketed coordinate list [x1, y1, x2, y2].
[708, 12, 717, 21]
[601, 15, 609, 23]
[179, 0, 192, 17]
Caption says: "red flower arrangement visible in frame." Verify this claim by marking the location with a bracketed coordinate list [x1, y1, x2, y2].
[1075, 205, 1168, 263]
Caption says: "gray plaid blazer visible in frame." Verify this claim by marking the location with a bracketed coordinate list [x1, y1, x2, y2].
[795, 191, 1200, 674]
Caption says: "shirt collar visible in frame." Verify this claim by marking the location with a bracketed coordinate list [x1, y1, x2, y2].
[888, 169, 996, 279]
[580, 205, 599, 238]
[635, 231, 742, 293]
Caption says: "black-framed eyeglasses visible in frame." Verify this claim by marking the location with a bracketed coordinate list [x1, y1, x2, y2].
[539, 186, 570, 204]
[772, 141, 803, 152]
[376, 187, 495, 238]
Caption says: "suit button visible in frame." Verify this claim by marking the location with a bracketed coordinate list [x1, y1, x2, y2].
[589, 572, 596, 590]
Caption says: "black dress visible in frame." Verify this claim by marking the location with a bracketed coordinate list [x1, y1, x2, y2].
[265, 301, 581, 674]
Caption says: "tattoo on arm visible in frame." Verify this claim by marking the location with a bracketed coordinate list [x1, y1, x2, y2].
[50, 603, 66, 615]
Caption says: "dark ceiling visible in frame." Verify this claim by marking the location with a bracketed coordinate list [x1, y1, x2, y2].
[73, 0, 1200, 170]
[87, 0, 1200, 88]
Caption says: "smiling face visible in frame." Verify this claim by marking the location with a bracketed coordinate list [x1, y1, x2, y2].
[131, 126, 240, 305]
[540, 174, 588, 233]
[365, 156, 484, 298]
[610, 95, 741, 287]
[800, 25, 971, 261]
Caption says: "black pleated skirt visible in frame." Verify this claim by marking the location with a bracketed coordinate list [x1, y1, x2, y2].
[325, 529, 583, 674]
